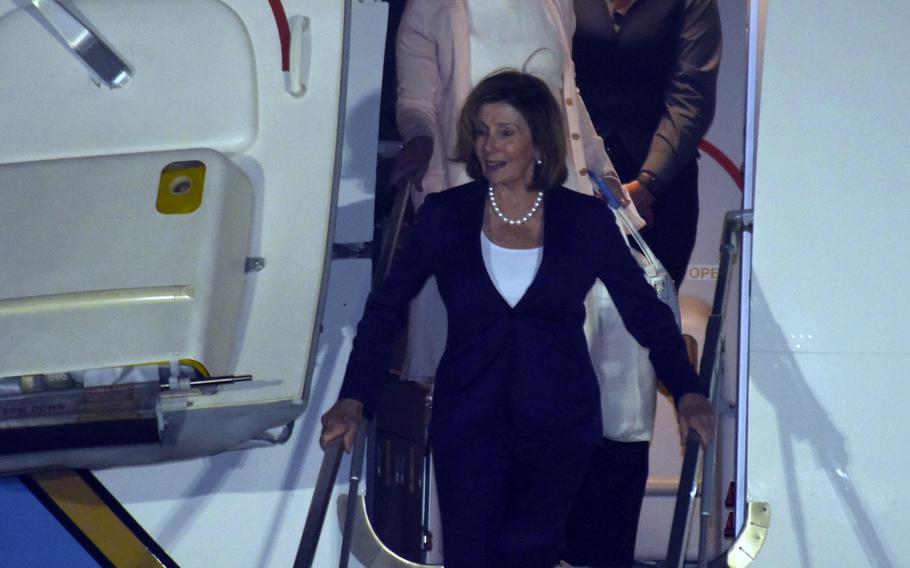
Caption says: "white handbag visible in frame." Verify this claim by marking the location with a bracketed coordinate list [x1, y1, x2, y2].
[585, 177, 680, 442]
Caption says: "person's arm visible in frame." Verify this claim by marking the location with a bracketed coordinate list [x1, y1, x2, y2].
[639, 0, 722, 192]
[391, 0, 442, 193]
[575, 86, 622, 195]
[593, 203, 714, 445]
[321, 193, 444, 451]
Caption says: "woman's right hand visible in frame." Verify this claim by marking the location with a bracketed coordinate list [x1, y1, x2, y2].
[319, 398, 364, 453]
[389, 136, 433, 192]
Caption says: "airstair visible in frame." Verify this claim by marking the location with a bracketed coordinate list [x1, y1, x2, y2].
[295, 173, 762, 567]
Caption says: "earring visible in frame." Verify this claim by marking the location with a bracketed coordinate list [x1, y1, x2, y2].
[535, 158, 543, 166]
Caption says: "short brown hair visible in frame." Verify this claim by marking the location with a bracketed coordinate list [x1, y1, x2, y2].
[452, 70, 568, 192]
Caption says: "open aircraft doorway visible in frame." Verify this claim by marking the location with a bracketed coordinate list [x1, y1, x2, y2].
[300, 1, 754, 567]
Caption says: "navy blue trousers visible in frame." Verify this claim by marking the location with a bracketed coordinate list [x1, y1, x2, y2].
[563, 438, 651, 567]
[433, 438, 594, 568]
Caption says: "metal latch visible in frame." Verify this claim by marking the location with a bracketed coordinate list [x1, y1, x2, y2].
[31, 0, 133, 88]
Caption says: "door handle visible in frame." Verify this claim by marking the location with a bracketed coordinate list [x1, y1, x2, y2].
[31, 0, 132, 88]
[288, 15, 311, 97]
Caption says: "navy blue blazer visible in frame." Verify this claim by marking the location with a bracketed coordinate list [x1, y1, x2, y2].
[339, 181, 701, 447]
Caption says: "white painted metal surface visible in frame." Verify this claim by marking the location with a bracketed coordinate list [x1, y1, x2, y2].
[93, 2, 388, 566]
[0, 0, 258, 162]
[747, 3, 910, 566]
[0, 0, 351, 477]
[734, 0, 765, 536]
[0, 150, 252, 380]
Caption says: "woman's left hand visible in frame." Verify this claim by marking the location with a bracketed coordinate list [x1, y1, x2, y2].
[677, 392, 716, 448]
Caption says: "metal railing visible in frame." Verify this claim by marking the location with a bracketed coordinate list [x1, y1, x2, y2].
[295, 436, 346, 567]
[294, 167, 413, 567]
[663, 209, 753, 568]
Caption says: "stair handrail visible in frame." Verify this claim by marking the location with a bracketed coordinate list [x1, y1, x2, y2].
[294, 435, 346, 568]
[663, 209, 753, 568]
[294, 166, 414, 567]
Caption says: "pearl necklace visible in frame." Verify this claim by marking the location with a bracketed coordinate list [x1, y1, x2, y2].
[488, 186, 544, 226]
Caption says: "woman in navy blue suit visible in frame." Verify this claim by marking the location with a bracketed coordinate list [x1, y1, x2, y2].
[320, 71, 713, 568]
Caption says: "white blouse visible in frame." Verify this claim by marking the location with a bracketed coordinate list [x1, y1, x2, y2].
[468, 0, 564, 93]
[480, 230, 543, 307]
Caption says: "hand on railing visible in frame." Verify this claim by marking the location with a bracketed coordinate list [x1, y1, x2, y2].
[677, 392, 715, 448]
[320, 398, 364, 453]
